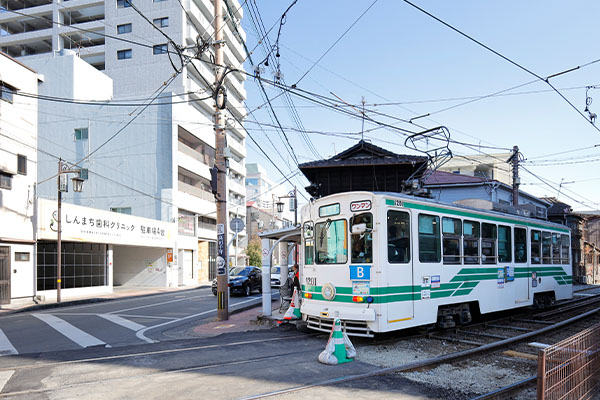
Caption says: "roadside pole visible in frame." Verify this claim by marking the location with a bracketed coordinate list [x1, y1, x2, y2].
[214, 0, 228, 321]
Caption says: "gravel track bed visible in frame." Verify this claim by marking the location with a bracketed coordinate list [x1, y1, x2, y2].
[355, 289, 600, 399]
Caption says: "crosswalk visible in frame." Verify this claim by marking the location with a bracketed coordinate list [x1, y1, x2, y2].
[0, 313, 150, 356]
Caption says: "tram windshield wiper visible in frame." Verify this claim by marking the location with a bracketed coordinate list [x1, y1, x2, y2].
[319, 218, 332, 246]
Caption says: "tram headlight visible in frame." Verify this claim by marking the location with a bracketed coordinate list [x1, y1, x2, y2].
[321, 283, 336, 301]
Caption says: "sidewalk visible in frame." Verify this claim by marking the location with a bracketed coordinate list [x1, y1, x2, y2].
[0, 283, 211, 315]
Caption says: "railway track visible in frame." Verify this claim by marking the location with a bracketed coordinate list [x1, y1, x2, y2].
[243, 293, 600, 399]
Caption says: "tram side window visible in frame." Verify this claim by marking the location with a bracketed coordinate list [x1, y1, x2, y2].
[515, 227, 527, 263]
[481, 223, 497, 265]
[351, 213, 373, 263]
[498, 225, 512, 263]
[542, 232, 552, 264]
[315, 219, 347, 264]
[442, 217, 461, 265]
[303, 222, 314, 265]
[531, 230, 541, 264]
[418, 214, 440, 263]
[463, 220, 480, 265]
[388, 211, 410, 263]
[561, 234, 570, 265]
[552, 233, 561, 264]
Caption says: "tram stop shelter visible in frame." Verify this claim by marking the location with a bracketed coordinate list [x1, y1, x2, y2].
[259, 226, 301, 316]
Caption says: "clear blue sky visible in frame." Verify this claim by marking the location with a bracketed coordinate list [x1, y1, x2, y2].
[241, 1, 600, 210]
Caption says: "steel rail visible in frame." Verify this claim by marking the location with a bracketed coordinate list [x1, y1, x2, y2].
[471, 376, 536, 400]
[241, 306, 600, 400]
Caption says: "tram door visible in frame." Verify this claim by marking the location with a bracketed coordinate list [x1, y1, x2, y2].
[514, 226, 530, 303]
[386, 209, 414, 323]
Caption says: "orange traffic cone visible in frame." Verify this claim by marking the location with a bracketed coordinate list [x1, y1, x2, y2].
[318, 318, 356, 365]
[284, 287, 301, 320]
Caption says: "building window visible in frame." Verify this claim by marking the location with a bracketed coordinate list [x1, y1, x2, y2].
[481, 223, 497, 264]
[110, 207, 131, 214]
[418, 214, 440, 263]
[153, 44, 168, 55]
[515, 227, 527, 263]
[388, 210, 410, 263]
[74, 127, 88, 140]
[117, 0, 132, 8]
[117, 49, 132, 59]
[0, 173, 12, 190]
[0, 82, 15, 103]
[442, 217, 461, 264]
[15, 252, 30, 262]
[17, 154, 27, 175]
[153, 17, 168, 27]
[117, 23, 132, 34]
[37, 242, 107, 291]
[315, 219, 347, 264]
[350, 213, 373, 263]
[498, 225, 512, 263]
[531, 230, 541, 264]
[463, 220, 480, 264]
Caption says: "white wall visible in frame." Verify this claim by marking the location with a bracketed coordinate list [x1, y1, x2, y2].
[113, 245, 168, 287]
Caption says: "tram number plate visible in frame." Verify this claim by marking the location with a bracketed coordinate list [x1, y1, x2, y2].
[350, 200, 371, 212]
[306, 277, 317, 286]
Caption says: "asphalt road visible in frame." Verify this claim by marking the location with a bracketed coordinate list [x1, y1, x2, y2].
[0, 287, 274, 356]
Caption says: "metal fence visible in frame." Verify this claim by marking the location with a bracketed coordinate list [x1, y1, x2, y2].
[537, 322, 600, 399]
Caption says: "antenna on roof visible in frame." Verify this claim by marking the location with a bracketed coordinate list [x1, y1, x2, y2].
[361, 96, 366, 141]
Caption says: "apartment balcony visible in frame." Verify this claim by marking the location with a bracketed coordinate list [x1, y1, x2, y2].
[0, 28, 52, 48]
[178, 181, 215, 203]
[228, 179, 246, 197]
[57, 0, 104, 13]
[58, 19, 104, 37]
[226, 90, 246, 120]
[178, 142, 211, 181]
[227, 134, 246, 158]
[228, 157, 244, 175]
[0, 3, 52, 24]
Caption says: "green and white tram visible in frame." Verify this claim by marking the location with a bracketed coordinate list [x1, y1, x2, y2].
[299, 191, 572, 337]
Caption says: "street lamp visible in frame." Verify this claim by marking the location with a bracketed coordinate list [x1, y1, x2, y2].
[56, 158, 84, 303]
[276, 186, 297, 226]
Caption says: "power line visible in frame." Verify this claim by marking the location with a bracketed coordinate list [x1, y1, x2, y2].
[402, 0, 600, 134]
[294, 0, 379, 86]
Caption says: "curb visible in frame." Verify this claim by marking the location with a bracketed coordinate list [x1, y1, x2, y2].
[0, 285, 211, 316]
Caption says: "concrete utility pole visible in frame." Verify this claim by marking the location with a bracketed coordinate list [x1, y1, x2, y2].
[214, 0, 229, 321]
[508, 145, 520, 206]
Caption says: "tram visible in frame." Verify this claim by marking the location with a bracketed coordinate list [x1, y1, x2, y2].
[299, 191, 572, 337]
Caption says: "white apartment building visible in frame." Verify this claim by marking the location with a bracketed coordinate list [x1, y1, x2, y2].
[438, 153, 513, 186]
[0, 52, 38, 304]
[2, 0, 248, 284]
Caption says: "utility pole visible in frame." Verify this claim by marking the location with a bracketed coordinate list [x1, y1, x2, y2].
[214, 0, 229, 321]
[507, 145, 520, 206]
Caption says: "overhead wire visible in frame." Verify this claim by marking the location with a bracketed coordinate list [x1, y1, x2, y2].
[401, 0, 600, 134]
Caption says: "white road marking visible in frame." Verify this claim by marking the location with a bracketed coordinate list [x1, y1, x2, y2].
[107, 295, 206, 315]
[0, 329, 17, 356]
[117, 314, 177, 320]
[136, 295, 267, 343]
[32, 314, 105, 348]
[98, 314, 145, 332]
[0, 370, 14, 392]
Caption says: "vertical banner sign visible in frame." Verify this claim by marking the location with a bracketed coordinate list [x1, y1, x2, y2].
[217, 224, 226, 275]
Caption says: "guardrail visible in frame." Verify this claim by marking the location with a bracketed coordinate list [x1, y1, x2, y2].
[537, 322, 600, 399]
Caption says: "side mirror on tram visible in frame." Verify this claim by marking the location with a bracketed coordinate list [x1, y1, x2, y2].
[352, 223, 367, 234]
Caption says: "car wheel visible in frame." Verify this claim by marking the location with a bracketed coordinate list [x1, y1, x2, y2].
[244, 284, 251, 296]
[212, 289, 217, 296]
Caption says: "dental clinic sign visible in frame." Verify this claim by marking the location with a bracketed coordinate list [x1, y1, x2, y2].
[37, 199, 176, 247]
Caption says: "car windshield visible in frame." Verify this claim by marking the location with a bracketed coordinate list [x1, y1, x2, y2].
[271, 266, 280, 274]
[229, 267, 250, 276]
